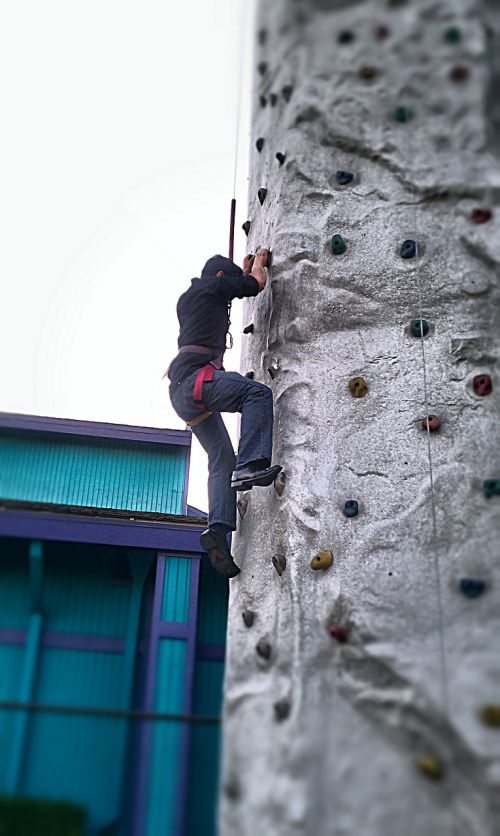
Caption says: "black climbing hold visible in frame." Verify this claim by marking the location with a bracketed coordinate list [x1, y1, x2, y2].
[471, 208, 492, 224]
[388, 0, 407, 7]
[272, 553, 287, 576]
[256, 137, 265, 152]
[459, 578, 486, 599]
[265, 249, 273, 269]
[410, 319, 429, 338]
[224, 778, 240, 801]
[444, 26, 462, 44]
[422, 415, 441, 432]
[274, 700, 291, 722]
[276, 152, 286, 166]
[338, 30, 355, 44]
[237, 496, 249, 519]
[242, 610, 255, 628]
[258, 61, 268, 76]
[343, 500, 359, 518]
[242, 220, 251, 237]
[274, 470, 286, 497]
[282, 85, 294, 103]
[473, 374, 492, 396]
[243, 323, 254, 335]
[268, 359, 280, 380]
[329, 625, 348, 643]
[245, 371, 255, 380]
[258, 188, 267, 206]
[450, 65, 469, 82]
[359, 65, 378, 80]
[394, 105, 412, 123]
[375, 24, 391, 40]
[260, 95, 267, 108]
[336, 170, 354, 186]
[270, 93, 278, 107]
[331, 234, 346, 255]
[256, 639, 271, 661]
[258, 28, 267, 46]
[400, 239, 417, 259]
[483, 479, 500, 499]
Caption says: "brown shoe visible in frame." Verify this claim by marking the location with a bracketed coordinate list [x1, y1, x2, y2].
[200, 529, 241, 578]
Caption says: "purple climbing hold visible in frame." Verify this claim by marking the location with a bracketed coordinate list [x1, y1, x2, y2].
[471, 208, 492, 224]
[449, 65, 469, 82]
[473, 374, 492, 396]
[422, 415, 441, 432]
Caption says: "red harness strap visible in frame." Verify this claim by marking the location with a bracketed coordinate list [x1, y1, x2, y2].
[193, 363, 216, 410]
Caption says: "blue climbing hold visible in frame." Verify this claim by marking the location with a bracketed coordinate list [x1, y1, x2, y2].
[336, 170, 354, 186]
[444, 26, 461, 44]
[401, 239, 417, 259]
[459, 578, 486, 599]
[343, 500, 359, 518]
[410, 319, 429, 337]
[483, 479, 500, 499]
[338, 30, 355, 44]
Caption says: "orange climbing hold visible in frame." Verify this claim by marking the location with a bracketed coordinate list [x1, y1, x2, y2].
[349, 377, 367, 398]
[311, 549, 333, 570]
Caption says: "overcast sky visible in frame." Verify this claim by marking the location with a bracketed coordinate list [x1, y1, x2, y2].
[0, 0, 256, 513]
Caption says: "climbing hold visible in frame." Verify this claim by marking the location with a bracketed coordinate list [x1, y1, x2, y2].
[400, 239, 417, 259]
[410, 319, 429, 338]
[242, 220, 251, 237]
[256, 639, 271, 661]
[224, 778, 240, 801]
[473, 374, 492, 396]
[282, 85, 294, 103]
[310, 549, 333, 570]
[257, 61, 268, 76]
[359, 65, 378, 80]
[483, 479, 500, 499]
[471, 208, 492, 224]
[480, 705, 500, 727]
[329, 625, 347, 643]
[348, 377, 367, 398]
[237, 496, 249, 519]
[444, 26, 462, 44]
[388, 0, 407, 6]
[421, 415, 441, 432]
[336, 170, 354, 186]
[416, 756, 443, 781]
[258, 28, 267, 46]
[268, 358, 280, 380]
[270, 93, 278, 107]
[256, 137, 265, 152]
[245, 371, 255, 380]
[264, 249, 273, 269]
[243, 323, 254, 335]
[394, 106, 412, 123]
[260, 95, 267, 108]
[375, 24, 391, 40]
[274, 470, 286, 497]
[343, 500, 359, 518]
[462, 272, 490, 296]
[274, 700, 291, 722]
[449, 65, 469, 82]
[272, 553, 287, 577]
[338, 30, 355, 44]
[258, 188, 268, 206]
[276, 152, 286, 166]
[459, 578, 486, 599]
[331, 234, 347, 255]
[242, 610, 255, 628]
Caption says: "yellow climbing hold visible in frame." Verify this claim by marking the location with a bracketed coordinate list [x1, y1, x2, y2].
[310, 549, 333, 570]
[480, 705, 500, 727]
[348, 376, 367, 398]
[416, 756, 443, 781]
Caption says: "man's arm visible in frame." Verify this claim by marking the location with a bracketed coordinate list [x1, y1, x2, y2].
[244, 249, 269, 292]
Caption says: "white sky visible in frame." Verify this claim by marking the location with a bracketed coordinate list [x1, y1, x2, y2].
[0, 0, 256, 513]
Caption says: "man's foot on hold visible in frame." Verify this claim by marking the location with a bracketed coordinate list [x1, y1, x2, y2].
[200, 529, 241, 579]
[231, 464, 282, 491]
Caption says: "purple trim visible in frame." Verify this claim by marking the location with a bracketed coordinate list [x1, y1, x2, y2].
[196, 643, 226, 662]
[132, 554, 166, 836]
[0, 411, 192, 447]
[0, 629, 125, 654]
[0, 509, 205, 552]
[175, 556, 201, 836]
[157, 622, 189, 639]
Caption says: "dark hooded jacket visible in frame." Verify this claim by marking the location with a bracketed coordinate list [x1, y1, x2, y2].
[167, 255, 259, 385]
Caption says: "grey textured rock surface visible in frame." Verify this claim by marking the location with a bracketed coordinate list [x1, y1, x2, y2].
[220, 1, 500, 834]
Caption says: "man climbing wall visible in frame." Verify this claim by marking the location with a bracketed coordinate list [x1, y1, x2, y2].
[219, 1, 500, 834]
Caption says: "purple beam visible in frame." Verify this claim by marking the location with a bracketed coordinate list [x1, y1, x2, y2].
[0, 509, 205, 552]
[0, 629, 125, 653]
[0, 411, 192, 447]
[175, 556, 201, 836]
[196, 644, 226, 663]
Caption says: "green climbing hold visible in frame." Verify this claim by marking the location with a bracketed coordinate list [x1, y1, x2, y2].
[331, 234, 346, 255]
[410, 319, 429, 338]
[394, 105, 412, 123]
[444, 26, 462, 44]
[483, 479, 500, 499]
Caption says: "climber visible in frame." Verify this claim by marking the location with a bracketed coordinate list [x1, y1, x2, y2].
[167, 249, 282, 579]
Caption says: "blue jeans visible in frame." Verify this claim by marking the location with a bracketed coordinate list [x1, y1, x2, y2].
[169, 370, 274, 531]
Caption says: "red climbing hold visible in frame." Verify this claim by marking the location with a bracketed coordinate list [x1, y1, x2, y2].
[329, 625, 348, 643]
[471, 208, 492, 224]
[473, 374, 492, 396]
[422, 415, 441, 432]
[375, 24, 391, 39]
[449, 65, 469, 82]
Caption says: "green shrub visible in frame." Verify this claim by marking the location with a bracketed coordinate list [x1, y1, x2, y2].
[0, 797, 86, 836]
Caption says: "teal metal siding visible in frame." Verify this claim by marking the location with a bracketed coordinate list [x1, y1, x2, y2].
[0, 434, 186, 514]
[0, 644, 25, 791]
[0, 539, 29, 629]
[196, 555, 228, 645]
[161, 558, 192, 623]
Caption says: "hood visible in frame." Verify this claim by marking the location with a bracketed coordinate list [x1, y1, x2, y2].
[201, 254, 243, 279]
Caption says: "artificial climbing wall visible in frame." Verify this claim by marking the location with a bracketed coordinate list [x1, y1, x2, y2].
[220, 1, 500, 834]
